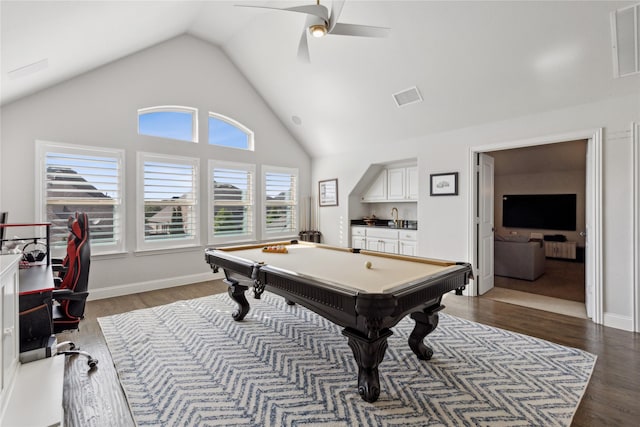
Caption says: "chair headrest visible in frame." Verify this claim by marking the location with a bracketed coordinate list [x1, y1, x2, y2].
[69, 212, 89, 241]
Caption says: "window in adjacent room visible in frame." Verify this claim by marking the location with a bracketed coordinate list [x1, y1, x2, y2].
[209, 161, 255, 244]
[137, 153, 199, 251]
[208, 113, 253, 150]
[138, 106, 198, 143]
[35, 140, 125, 255]
[263, 166, 298, 239]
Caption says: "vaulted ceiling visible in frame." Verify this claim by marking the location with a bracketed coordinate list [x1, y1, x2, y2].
[1, 1, 638, 158]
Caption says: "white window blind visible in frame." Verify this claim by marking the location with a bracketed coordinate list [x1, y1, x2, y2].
[138, 153, 199, 250]
[209, 161, 255, 243]
[263, 166, 298, 239]
[36, 141, 124, 254]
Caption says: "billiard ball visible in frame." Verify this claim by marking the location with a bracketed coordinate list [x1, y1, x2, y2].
[365, 261, 372, 269]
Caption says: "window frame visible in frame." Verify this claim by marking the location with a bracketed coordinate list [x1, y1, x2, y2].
[262, 165, 298, 241]
[208, 160, 256, 245]
[136, 152, 200, 252]
[35, 140, 126, 255]
[137, 105, 199, 143]
[208, 112, 254, 151]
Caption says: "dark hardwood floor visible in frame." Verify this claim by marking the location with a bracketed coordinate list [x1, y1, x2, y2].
[61, 280, 639, 426]
[495, 258, 586, 302]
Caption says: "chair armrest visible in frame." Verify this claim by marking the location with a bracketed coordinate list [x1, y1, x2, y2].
[52, 289, 88, 302]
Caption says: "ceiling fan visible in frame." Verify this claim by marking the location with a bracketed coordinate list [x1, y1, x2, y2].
[237, 0, 390, 62]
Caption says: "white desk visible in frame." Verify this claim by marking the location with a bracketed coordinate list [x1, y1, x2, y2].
[0, 255, 64, 426]
[1, 356, 64, 426]
[0, 255, 20, 422]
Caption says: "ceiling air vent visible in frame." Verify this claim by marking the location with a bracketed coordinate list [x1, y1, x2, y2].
[392, 86, 423, 108]
[611, 3, 640, 78]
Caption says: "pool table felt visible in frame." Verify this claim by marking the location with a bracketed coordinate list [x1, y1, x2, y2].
[221, 244, 454, 294]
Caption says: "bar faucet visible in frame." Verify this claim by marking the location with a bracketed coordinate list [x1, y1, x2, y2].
[391, 207, 399, 227]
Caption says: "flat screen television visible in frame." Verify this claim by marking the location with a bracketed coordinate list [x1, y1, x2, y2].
[502, 194, 576, 231]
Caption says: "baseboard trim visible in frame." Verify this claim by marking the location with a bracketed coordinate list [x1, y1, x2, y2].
[603, 312, 634, 332]
[88, 271, 224, 301]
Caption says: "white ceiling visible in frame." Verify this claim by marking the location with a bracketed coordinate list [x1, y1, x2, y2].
[1, 1, 638, 158]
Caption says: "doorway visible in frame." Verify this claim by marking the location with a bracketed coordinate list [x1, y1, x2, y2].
[489, 142, 586, 312]
[469, 129, 603, 324]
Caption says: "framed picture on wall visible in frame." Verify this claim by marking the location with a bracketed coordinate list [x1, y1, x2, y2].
[430, 172, 458, 196]
[319, 178, 338, 207]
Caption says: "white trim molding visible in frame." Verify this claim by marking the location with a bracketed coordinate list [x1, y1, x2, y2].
[587, 128, 603, 325]
[633, 122, 640, 332]
[604, 312, 634, 332]
[88, 271, 222, 301]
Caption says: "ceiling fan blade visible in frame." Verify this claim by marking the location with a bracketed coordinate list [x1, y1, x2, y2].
[330, 23, 390, 38]
[286, 4, 328, 22]
[297, 26, 310, 63]
[236, 4, 328, 22]
[328, 0, 345, 32]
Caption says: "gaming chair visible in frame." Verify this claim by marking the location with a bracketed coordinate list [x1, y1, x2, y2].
[19, 212, 97, 368]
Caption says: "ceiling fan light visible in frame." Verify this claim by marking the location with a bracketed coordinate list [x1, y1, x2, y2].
[309, 24, 327, 38]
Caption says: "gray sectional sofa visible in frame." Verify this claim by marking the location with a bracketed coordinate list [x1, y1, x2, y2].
[494, 236, 545, 281]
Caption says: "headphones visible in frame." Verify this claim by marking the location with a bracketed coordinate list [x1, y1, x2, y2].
[22, 241, 48, 263]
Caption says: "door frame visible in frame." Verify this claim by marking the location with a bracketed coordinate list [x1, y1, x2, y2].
[467, 128, 603, 325]
[633, 122, 640, 332]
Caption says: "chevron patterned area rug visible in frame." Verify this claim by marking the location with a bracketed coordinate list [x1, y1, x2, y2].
[98, 292, 595, 427]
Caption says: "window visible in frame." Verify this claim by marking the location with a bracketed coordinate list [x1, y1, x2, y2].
[137, 153, 199, 250]
[209, 161, 255, 244]
[208, 113, 253, 150]
[263, 166, 298, 239]
[35, 141, 124, 254]
[138, 106, 198, 143]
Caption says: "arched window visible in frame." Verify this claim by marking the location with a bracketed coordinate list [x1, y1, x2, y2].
[138, 106, 198, 143]
[208, 113, 253, 150]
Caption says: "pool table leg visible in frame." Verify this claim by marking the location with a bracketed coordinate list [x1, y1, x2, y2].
[253, 280, 265, 299]
[225, 279, 250, 321]
[342, 328, 393, 403]
[408, 305, 444, 360]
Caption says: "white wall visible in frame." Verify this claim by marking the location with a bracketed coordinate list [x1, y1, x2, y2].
[364, 202, 417, 223]
[313, 92, 640, 331]
[0, 35, 310, 297]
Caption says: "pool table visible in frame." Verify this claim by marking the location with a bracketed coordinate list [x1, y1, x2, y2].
[204, 240, 473, 403]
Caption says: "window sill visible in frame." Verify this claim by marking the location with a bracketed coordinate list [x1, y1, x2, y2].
[134, 244, 203, 257]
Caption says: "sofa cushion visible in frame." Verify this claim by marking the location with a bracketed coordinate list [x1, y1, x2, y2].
[495, 234, 530, 243]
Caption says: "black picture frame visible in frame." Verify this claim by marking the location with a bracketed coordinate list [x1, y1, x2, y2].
[319, 178, 338, 207]
[430, 172, 458, 196]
